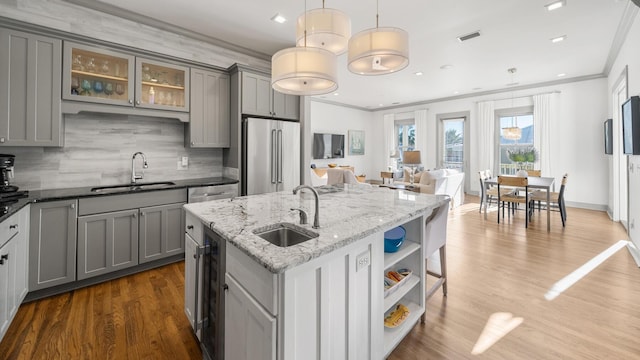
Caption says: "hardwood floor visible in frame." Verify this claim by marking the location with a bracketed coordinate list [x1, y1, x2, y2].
[1, 196, 638, 359]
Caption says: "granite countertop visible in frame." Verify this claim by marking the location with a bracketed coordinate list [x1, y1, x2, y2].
[0, 177, 238, 223]
[184, 184, 450, 274]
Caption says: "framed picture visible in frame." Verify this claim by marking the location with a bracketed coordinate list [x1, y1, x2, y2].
[349, 130, 365, 155]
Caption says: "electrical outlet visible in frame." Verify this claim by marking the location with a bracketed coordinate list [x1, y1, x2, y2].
[181, 156, 189, 166]
[356, 250, 370, 272]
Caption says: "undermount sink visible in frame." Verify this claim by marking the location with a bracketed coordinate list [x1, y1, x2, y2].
[253, 223, 319, 247]
[90, 181, 176, 193]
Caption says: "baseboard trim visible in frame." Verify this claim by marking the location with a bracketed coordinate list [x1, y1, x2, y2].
[627, 241, 640, 267]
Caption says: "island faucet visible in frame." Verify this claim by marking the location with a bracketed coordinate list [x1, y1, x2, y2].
[292, 185, 320, 229]
[131, 152, 148, 183]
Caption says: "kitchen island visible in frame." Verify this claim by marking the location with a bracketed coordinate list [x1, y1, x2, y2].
[184, 184, 449, 360]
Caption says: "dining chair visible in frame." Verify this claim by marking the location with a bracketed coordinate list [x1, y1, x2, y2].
[529, 173, 568, 227]
[527, 169, 542, 177]
[497, 176, 530, 228]
[421, 201, 449, 323]
[478, 170, 500, 212]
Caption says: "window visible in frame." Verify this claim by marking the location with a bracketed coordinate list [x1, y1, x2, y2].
[441, 118, 464, 171]
[395, 120, 415, 169]
[498, 113, 534, 175]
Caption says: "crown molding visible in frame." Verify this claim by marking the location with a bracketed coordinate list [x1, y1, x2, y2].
[62, 0, 271, 62]
[603, 1, 639, 76]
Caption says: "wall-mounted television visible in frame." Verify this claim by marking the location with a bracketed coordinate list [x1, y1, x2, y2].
[312, 133, 344, 159]
[622, 96, 640, 155]
[604, 119, 613, 155]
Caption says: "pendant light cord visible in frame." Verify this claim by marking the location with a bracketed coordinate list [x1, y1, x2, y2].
[304, 0, 308, 47]
[376, 0, 379, 28]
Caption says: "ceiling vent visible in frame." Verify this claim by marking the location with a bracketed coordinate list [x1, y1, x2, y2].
[457, 31, 481, 42]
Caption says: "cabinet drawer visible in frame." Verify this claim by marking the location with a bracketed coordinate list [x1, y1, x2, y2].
[188, 183, 238, 202]
[79, 189, 187, 216]
[185, 211, 203, 246]
[0, 211, 20, 247]
[226, 243, 278, 315]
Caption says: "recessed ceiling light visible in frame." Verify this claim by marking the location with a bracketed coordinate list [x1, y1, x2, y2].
[271, 13, 286, 24]
[415, 71, 423, 76]
[545, 0, 566, 11]
[551, 35, 566, 43]
[453, 91, 459, 95]
[333, 93, 339, 96]
[557, 73, 566, 77]
[379, 103, 384, 107]
[440, 64, 453, 70]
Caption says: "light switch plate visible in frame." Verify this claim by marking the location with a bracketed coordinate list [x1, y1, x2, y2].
[356, 250, 371, 272]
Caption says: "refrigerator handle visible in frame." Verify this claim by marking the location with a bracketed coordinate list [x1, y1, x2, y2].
[277, 129, 283, 183]
[271, 129, 277, 184]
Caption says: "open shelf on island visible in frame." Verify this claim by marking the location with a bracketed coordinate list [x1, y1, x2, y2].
[384, 274, 420, 312]
[384, 242, 420, 270]
[383, 301, 422, 357]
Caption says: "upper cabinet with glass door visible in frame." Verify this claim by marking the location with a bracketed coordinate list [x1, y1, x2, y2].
[136, 58, 189, 112]
[63, 42, 135, 106]
[63, 43, 190, 113]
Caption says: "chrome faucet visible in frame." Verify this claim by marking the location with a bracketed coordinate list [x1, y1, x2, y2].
[131, 152, 148, 183]
[292, 185, 320, 229]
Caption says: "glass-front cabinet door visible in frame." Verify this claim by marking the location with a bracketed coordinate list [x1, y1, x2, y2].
[62, 42, 135, 106]
[135, 58, 189, 112]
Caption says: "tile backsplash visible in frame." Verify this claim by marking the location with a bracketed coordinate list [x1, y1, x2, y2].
[5, 113, 223, 190]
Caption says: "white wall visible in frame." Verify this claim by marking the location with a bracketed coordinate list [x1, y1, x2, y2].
[371, 78, 609, 209]
[308, 101, 378, 179]
[608, 11, 640, 246]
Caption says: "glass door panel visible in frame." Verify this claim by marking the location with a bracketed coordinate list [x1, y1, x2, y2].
[62, 42, 134, 106]
[441, 118, 464, 171]
[135, 58, 189, 112]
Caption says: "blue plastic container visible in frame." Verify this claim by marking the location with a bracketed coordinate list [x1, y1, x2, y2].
[384, 226, 406, 253]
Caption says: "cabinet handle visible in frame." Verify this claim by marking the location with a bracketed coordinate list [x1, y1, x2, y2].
[187, 225, 194, 230]
[223, 284, 229, 292]
[133, 213, 137, 218]
[9, 224, 17, 229]
[0, 254, 7, 264]
[0, 137, 5, 143]
[136, 100, 141, 105]
[70, 203, 75, 209]
[129, 99, 133, 104]
[141, 212, 145, 216]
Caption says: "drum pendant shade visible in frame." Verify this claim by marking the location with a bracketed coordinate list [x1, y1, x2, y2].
[296, 7, 351, 55]
[348, 27, 409, 75]
[271, 46, 338, 96]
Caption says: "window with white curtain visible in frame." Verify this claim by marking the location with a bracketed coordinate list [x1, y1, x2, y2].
[395, 119, 415, 169]
[497, 111, 534, 175]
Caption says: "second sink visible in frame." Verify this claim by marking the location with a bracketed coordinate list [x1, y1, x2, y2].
[91, 181, 176, 193]
[253, 223, 319, 247]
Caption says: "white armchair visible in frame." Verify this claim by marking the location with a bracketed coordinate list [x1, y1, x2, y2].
[310, 168, 328, 186]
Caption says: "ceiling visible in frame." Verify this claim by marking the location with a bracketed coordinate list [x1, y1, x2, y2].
[90, 0, 631, 109]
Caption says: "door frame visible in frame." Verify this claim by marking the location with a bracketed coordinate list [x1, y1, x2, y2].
[611, 66, 628, 226]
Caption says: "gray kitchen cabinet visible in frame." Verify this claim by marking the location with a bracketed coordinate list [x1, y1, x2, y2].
[29, 199, 77, 291]
[0, 28, 62, 147]
[241, 72, 299, 120]
[139, 202, 185, 264]
[77, 209, 139, 281]
[0, 205, 30, 342]
[188, 68, 230, 148]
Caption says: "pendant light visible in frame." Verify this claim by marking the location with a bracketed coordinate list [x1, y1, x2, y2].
[272, 0, 338, 95]
[347, 0, 409, 75]
[502, 68, 522, 140]
[296, 0, 351, 55]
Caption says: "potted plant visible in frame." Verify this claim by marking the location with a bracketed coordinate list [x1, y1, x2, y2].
[507, 147, 538, 176]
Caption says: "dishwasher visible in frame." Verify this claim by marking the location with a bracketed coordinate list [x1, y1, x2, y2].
[188, 183, 238, 203]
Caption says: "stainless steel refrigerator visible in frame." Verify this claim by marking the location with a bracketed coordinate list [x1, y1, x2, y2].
[241, 117, 300, 195]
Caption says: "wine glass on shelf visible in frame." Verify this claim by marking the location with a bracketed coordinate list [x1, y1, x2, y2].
[104, 82, 114, 96]
[93, 80, 103, 94]
[71, 76, 80, 95]
[101, 60, 110, 75]
[81, 79, 92, 96]
[85, 57, 96, 73]
[72, 54, 84, 71]
[115, 83, 125, 96]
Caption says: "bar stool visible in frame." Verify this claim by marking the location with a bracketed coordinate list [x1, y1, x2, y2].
[421, 201, 449, 323]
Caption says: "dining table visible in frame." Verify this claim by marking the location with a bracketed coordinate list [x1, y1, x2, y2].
[483, 176, 556, 231]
